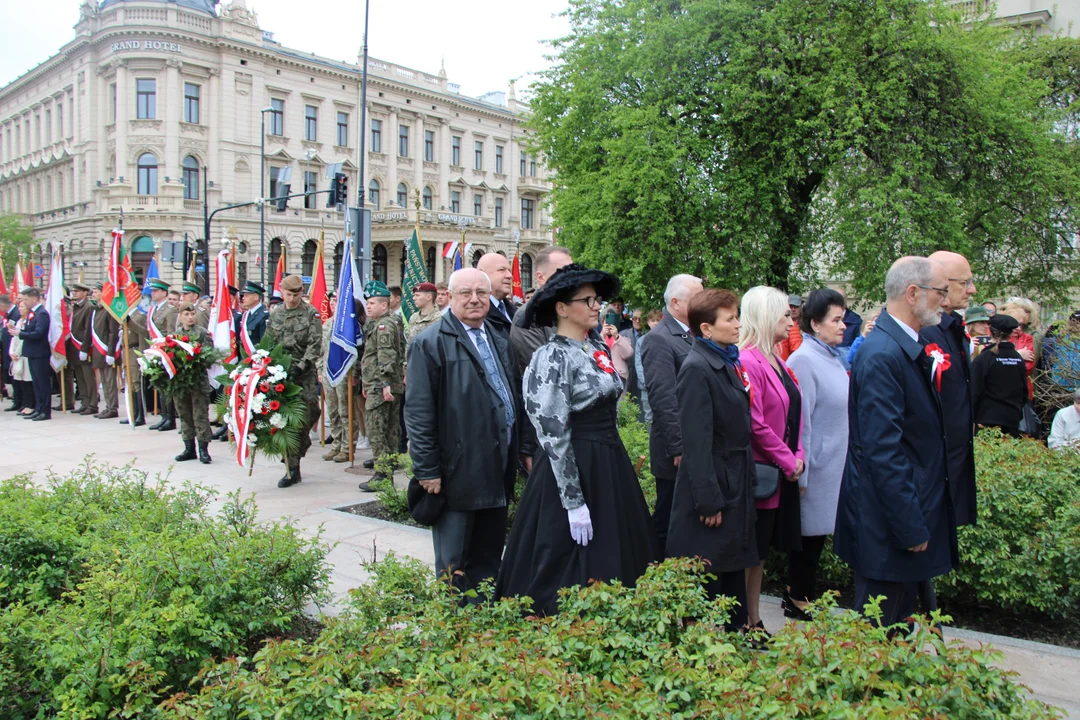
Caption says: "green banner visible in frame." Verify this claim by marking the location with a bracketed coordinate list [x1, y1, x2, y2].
[401, 229, 427, 321]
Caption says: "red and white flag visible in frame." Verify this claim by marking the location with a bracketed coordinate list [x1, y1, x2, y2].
[209, 247, 237, 366]
[44, 248, 70, 372]
[272, 253, 285, 299]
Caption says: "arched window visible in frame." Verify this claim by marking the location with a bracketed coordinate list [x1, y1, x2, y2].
[130, 235, 155, 284]
[471, 249, 483, 268]
[521, 253, 533, 291]
[368, 179, 380, 210]
[137, 152, 158, 195]
[302, 239, 317, 282]
[268, 237, 283, 279]
[422, 186, 433, 210]
[426, 246, 436, 283]
[332, 241, 344, 290]
[400, 252, 406, 283]
[397, 182, 408, 207]
[373, 244, 387, 283]
[182, 156, 200, 200]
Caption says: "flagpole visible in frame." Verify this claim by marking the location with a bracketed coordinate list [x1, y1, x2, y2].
[319, 386, 325, 446]
[347, 374, 354, 466]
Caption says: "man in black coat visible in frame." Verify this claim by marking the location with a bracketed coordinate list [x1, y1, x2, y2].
[834, 257, 959, 627]
[234, 281, 269, 361]
[478, 252, 515, 338]
[638, 273, 702, 558]
[0, 294, 17, 404]
[920, 251, 978, 527]
[14, 288, 52, 421]
[406, 267, 521, 597]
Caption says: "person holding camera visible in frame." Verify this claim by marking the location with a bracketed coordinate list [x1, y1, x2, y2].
[601, 305, 634, 384]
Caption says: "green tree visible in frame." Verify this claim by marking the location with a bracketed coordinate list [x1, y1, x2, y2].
[528, 0, 1080, 304]
[0, 214, 34, 291]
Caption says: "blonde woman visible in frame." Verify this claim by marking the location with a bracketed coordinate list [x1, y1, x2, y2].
[738, 286, 805, 636]
[1000, 298, 1038, 429]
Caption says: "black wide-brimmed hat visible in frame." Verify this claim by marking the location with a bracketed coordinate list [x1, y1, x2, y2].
[523, 264, 621, 328]
[407, 477, 446, 526]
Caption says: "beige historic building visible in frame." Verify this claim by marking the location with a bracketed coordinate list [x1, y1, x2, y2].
[0, 0, 553, 293]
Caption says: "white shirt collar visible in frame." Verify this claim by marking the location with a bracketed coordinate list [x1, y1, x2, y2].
[673, 316, 689, 333]
[893, 315, 919, 343]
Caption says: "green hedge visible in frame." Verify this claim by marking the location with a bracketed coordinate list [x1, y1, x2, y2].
[0, 461, 329, 719]
[163, 555, 1056, 719]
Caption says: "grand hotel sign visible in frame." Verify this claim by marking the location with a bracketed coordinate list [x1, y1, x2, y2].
[111, 40, 184, 54]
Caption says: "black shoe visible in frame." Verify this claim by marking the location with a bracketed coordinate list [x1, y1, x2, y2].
[362, 458, 375, 469]
[358, 480, 376, 492]
[324, 434, 334, 446]
[32, 414, 51, 422]
[175, 440, 197, 462]
[120, 418, 147, 427]
[211, 425, 228, 441]
[781, 593, 813, 622]
[158, 419, 177, 432]
[4, 406, 18, 412]
[277, 466, 302, 488]
[149, 418, 165, 430]
[23, 412, 41, 420]
[198, 442, 211, 465]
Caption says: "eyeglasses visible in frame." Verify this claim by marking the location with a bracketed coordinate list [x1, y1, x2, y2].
[916, 284, 949, 297]
[452, 289, 491, 300]
[948, 277, 976, 289]
[566, 295, 602, 309]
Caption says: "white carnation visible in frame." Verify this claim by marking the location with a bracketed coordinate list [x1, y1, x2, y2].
[270, 413, 287, 429]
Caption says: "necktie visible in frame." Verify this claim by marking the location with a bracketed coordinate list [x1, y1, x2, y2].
[470, 327, 515, 432]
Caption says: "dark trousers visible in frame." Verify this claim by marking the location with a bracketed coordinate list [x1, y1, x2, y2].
[28, 357, 51, 416]
[432, 506, 508, 601]
[705, 569, 748, 631]
[652, 475, 675, 560]
[854, 574, 920, 627]
[14, 380, 31, 410]
[788, 534, 828, 602]
[398, 394, 409, 453]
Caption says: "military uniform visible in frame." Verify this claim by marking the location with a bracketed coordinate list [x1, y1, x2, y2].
[84, 301, 120, 417]
[144, 281, 179, 430]
[319, 319, 363, 462]
[121, 309, 147, 426]
[172, 307, 213, 463]
[362, 285, 406, 469]
[407, 306, 441, 346]
[175, 283, 210, 332]
[68, 289, 98, 414]
[266, 276, 323, 485]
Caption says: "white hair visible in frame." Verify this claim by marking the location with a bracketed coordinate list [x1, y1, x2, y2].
[663, 274, 702, 310]
[447, 269, 492, 294]
[738, 286, 788, 354]
[884, 257, 934, 302]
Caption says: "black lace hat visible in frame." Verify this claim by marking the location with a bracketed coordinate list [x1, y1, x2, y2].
[523, 263, 621, 328]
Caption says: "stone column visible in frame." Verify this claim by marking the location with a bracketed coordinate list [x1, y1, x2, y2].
[387, 108, 398, 205]
[114, 63, 129, 182]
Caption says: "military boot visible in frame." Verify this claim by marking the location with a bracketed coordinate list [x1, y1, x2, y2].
[322, 446, 341, 461]
[198, 442, 212, 465]
[175, 440, 197, 462]
[278, 463, 302, 488]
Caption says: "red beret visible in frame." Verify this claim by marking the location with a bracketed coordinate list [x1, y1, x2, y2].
[413, 282, 437, 293]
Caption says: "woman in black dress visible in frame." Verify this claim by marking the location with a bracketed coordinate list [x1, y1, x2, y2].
[495, 265, 656, 615]
[665, 289, 758, 631]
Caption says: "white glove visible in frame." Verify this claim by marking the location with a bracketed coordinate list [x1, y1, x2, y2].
[105, 355, 115, 366]
[567, 504, 593, 547]
[78, 352, 88, 362]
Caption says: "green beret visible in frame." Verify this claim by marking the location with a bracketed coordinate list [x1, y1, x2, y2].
[242, 281, 266, 296]
[364, 280, 390, 298]
[148, 278, 170, 292]
[181, 282, 201, 295]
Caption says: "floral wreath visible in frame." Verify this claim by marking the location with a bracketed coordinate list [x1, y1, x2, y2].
[137, 334, 221, 399]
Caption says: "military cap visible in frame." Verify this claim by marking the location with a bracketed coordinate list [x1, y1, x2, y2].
[178, 301, 196, 313]
[242, 280, 266, 296]
[413, 282, 437, 293]
[70, 282, 91, 292]
[228, 285, 240, 297]
[94, 282, 104, 290]
[148, 278, 170, 292]
[280, 275, 304, 293]
[181, 282, 201, 295]
[364, 280, 390, 298]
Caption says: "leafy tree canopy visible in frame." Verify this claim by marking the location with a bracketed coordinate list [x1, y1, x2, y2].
[528, 0, 1080, 306]
[0, 214, 34, 288]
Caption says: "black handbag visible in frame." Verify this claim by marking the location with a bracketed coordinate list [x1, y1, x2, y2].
[754, 462, 782, 500]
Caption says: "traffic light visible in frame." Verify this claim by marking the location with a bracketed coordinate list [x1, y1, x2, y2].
[328, 172, 348, 208]
[275, 183, 291, 212]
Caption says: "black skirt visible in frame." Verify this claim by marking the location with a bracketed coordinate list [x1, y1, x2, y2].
[495, 402, 656, 616]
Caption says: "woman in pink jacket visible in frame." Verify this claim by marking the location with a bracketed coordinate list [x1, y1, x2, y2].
[739, 286, 805, 636]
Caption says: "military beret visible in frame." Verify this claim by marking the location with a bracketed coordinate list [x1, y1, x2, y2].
[242, 281, 266, 296]
[181, 282, 201, 295]
[281, 275, 304, 293]
[364, 280, 390, 298]
[227, 285, 240, 296]
[413, 282, 437, 293]
[178, 301, 196, 312]
[71, 282, 91, 292]
[148, 278, 170, 292]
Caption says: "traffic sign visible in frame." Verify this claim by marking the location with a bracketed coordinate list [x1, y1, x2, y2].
[33, 264, 44, 278]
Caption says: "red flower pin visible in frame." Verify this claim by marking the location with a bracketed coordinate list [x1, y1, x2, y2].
[593, 350, 616, 374]
[924, 343, 952, 391]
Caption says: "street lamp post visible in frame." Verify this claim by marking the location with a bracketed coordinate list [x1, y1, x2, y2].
[259, 106, 274, 287]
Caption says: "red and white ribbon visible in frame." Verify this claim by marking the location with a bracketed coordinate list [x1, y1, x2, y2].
[143, 336, 196, 379]
[228, 355, 270, 468]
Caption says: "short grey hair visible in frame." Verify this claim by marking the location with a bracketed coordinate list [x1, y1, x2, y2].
[447, 268, 492, 294]
[884, 257, 934, 302]
[663, 274, 702, 310]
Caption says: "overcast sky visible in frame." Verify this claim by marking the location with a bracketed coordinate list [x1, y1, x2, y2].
[0, 0, 571, 98]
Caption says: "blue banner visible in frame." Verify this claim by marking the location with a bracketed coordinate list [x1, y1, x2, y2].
[142, 257, 160, 296]
[325, 235, 363, 387]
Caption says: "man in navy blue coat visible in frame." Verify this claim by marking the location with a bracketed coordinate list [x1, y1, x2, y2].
[834, 257, 959, 627]
[14, 288, 52, 421]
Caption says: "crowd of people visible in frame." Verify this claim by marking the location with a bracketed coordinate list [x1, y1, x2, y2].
[4, 241, 1080, 634]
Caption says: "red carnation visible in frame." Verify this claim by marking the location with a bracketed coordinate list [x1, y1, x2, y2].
[269, 400, 280, 411]
[259, 382, 270, 392]
[193, 346, 201, 355]
[182, 335, 190, 343]
[262, 407, 270, 415]
[166, 338, 176, 348]
[270, 428, 278, 435]
[274, 383, 285, 393]
[167, 352, 175, 359]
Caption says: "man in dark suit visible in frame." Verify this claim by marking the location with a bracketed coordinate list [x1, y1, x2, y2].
[0, 294, 17, 404]
[477, 252, 515, 338]
[834, 256, 959, 627]
[921, 251, 978, 528]
[14, 288, 52, 421]
[234, 281, 269, 361]
[639, 273, 703, 559]
[406, 268, 521, 598]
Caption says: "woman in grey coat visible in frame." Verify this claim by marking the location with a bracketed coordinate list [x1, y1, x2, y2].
[784, 288, 850, 619]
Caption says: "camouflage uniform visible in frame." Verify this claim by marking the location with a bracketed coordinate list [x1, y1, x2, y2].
[407, 306, 442, 346]
[266, 299, 323, 469]
[173, 324, 212, 443]
[362, 312, 405, 464]
[319, 319, 363, 461]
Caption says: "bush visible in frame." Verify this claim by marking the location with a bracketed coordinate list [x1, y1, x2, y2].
[0, 460, 330, 719]
[618, 396, 656, 510]
[164, 555, 1057, 719]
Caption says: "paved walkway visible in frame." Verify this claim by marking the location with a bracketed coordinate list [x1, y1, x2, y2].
[4, 408, 1077, 717]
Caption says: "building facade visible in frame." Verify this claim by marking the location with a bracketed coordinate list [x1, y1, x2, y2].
[0, 0, 553, 293]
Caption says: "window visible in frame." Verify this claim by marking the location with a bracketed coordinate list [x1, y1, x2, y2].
[110, 84, 117, 123]
[426, 246, 436, 282]
[137, 153, 158, 195]
[471, 249, 483, 268]
[184, 83, 200, 124]
[474, 141, 484, 170]
[495, 145, 504, 174]
[473, 193, 482, 216]
[521, 198, 535, 229]
[368, 179, 380, 210]
[336, 112, 349, 146]
[373, 244, 387, 283]
[521, 253, 534, 290]
[424, 130, 434, 162]
[268, 238, 283, 277]
[302, 239, 317, 280]
[136, 79, 156, 119]
[57, 104, 63, 138]
[269, 98, 284, 136]
[304, 170, 317, 209]
[45, 111, 51, 145]
[269, 166, 285, 202]
[530, 157, 537, 177]
[304, 105, 318, 141]
[397, 183, 408, 207]
[520, 150, 526, 177]
[370, 119, 382, 152]
[398, 124, 409, 157]
[182, 156, 199, 200]
[494, 197, 503, 227]
[450, 190, 460, 213]
[451, 135, 461, 166]
[422, 186, 433, 210]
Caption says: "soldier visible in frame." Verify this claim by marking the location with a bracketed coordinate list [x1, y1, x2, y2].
[359, 280, 405, 491]
[177, 282, 210, 330]
[265, 274, 323, 488]
[407, 282, 441, 345]
[68, 282, 98, 415]
[172, 302, 213, 464]
[320, 295, 367, 463]
[119, 306, 147, 427]
[84, 283, 121, 419]
[144, 279, 178, 431]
